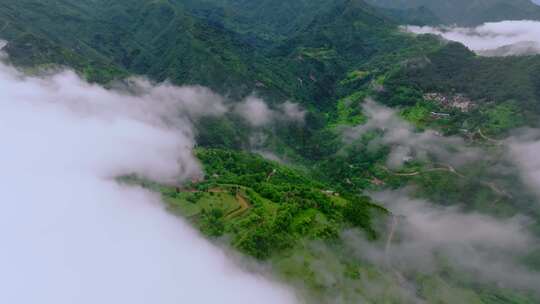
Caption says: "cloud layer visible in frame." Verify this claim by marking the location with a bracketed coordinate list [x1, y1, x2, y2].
[0, 62, 298, 304]
[405, 20, 540, 56]
[345, 191, 540, 294]
[340, 99, 540, 297]
[234, 96, 306, 127]
[344, 99, 480, 168]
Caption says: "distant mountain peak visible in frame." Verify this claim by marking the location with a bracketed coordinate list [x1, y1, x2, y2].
[365, 0, 540, 25]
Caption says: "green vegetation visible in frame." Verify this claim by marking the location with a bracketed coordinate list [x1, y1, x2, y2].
[380, 42, 540, 135]
[482, 102, 526, 135]
[330, 92, 368, 127]
[120, 148, 383, 258]
[120, 145, 540, 303]
[399, 101, 433, 128]
[176, 149, 379, 258]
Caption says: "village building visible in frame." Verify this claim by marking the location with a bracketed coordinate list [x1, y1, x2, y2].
[424, 92, 474, 112]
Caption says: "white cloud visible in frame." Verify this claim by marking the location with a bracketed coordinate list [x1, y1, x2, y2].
[345, 99, 480, 168]
[235, 96, 274, 127]
[280, 101, 306, 123]
[234, 96, 306, 127]
[0, 62, 299, 304]
[405, 20, 540, 56]
[344, 191, 540, 294]
[342, 103, 540, 294]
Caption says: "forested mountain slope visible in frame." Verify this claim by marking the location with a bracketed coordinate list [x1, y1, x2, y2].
[182, 0, 336, 41]
[0, 0, 270, 93]
[366, 0, 540, 25]
[0, 0, 426, 105]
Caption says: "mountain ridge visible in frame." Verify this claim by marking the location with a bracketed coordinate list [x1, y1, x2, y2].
[366, 0, 540, 25]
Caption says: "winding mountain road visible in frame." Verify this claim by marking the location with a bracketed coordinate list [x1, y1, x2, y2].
[477, 128, 503, 145]
[226, 193, 251, 218]
[383, 163, 510, 200]
[384, 214, 398, 267]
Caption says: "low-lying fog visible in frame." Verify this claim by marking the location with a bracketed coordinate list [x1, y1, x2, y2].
[405, 20, 540, 56]
[0, 61, 298, 304]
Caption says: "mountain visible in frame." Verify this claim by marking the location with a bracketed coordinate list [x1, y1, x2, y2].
[0, 0, 273, 94]
[381, 42, 540, 116]
[3, 0, 540, 159]
[0, 0, 419, 106]
[377, 5, 441, 25]
[366, 0, 540, 25]
[182, 0, 336, 42]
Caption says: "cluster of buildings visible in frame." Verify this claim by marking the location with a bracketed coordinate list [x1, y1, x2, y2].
[424, 92, 474, 113]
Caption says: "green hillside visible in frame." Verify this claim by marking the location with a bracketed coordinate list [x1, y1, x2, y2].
[121, 147, 540, 303]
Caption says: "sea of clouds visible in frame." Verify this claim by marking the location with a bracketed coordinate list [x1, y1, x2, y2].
[405, 20, 540, 56]
[0, 59, 299, 304]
